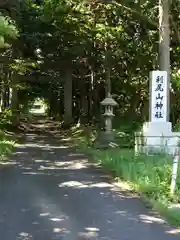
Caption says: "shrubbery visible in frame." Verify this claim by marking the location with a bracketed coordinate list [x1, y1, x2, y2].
[71, 125, 180, 226]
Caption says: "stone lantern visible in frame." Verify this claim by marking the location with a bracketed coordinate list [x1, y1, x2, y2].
[95, 96, 118, 148]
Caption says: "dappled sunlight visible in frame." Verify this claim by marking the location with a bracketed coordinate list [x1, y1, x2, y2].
[91, 182, 113, 188]
[49, 217, 64, 222]
[14, 151, 29, 155]
[35, 161, 89, 171]
[18, 143, 69, 149]
[26, 134, 38, 139]
[79, 227, 100, 239]
[38, 165, 62, 170]
[22, 167, 33, 170]
[166, 229, 180, 235]
[115, 210, 127, 216]
[20, 158, 90, 171]
[53, 227, 69, 233]
[114, 210, 139, 223]
[59, 181, 90, 189]
[22, 171, 51, 175]
[17, 232, 33, 239]
[78, 230, 99, 239]
[112, 181, 134, 191]
[27, 194, 72, 238]
[85, 227, 100, 232]
[139, 214, 165, 224]
[61, 137, 71, 142]
[1, 123, 180, 240]
[0, 161, 16, 166]
[40, 212, 50, 217]
[58, 180, 118, 190]
[110, 187, 139, 200]
[35, 159, 50, 163]
[55, 160, 89, 169]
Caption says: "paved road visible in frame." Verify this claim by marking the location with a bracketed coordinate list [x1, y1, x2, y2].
[0, 130, 180, 239]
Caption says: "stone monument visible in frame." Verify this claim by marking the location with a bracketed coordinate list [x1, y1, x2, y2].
[94, 96, 118, 148]
[136, 71, 180, 155]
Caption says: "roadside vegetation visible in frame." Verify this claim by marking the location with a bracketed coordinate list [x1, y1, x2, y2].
[70, 124, 180, 227]
[0, 128, 15, 164]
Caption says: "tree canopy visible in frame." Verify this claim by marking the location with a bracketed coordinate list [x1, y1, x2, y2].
[0, 0, 179, 129]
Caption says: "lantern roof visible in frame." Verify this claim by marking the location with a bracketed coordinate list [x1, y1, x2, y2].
[101, 97, 118, 106]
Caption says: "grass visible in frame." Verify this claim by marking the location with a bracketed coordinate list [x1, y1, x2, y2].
[0, 130, 15, 162]
[69, 125, 180, 227]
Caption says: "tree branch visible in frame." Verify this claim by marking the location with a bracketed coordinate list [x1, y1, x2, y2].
[110, 0, 158, 28]
[170, 15, 180, 43]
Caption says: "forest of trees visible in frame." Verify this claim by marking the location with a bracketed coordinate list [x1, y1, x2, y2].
[0, 0, 180, 130]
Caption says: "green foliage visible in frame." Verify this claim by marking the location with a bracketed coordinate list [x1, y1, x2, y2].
[71, 127, 180, 226]
[113, 117, 143, 148]
[0, 138, 15, 161]
[0, 14, 18, 48]
[174, 120, 180, 132]
[0, 108, 21, 129]
[0, 108, 14, 127]
[88, 150, 176, 201]
[0, 130, 15, 161]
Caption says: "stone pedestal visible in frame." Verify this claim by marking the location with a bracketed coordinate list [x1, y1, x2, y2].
[143, 121, 172, 137]
[136, 122, 180, 155]
[143, 121, 171, 153]
[94, 131, 117, 148]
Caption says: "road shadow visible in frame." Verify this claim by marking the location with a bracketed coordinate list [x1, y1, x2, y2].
[0, 130, 180, 239]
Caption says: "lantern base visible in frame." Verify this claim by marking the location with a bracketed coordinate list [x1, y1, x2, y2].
[94, 130, 118, 148]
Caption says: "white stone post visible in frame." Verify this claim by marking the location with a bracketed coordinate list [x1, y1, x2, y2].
[142, 71, 173, 154]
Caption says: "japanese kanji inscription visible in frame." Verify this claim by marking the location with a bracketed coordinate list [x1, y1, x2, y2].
[150, 71, 167, 122]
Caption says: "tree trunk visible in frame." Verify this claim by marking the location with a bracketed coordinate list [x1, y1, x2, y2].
[159, 0, 170, 121]
[80, 75, 88, 124]
[2, 86, 8, 110]
[11, 85, 19, 127]
[88, 69, 94, 122]
[104, 43, 111, 98]
[64, 67, 73, 127]
[93, 79, 102, 126]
